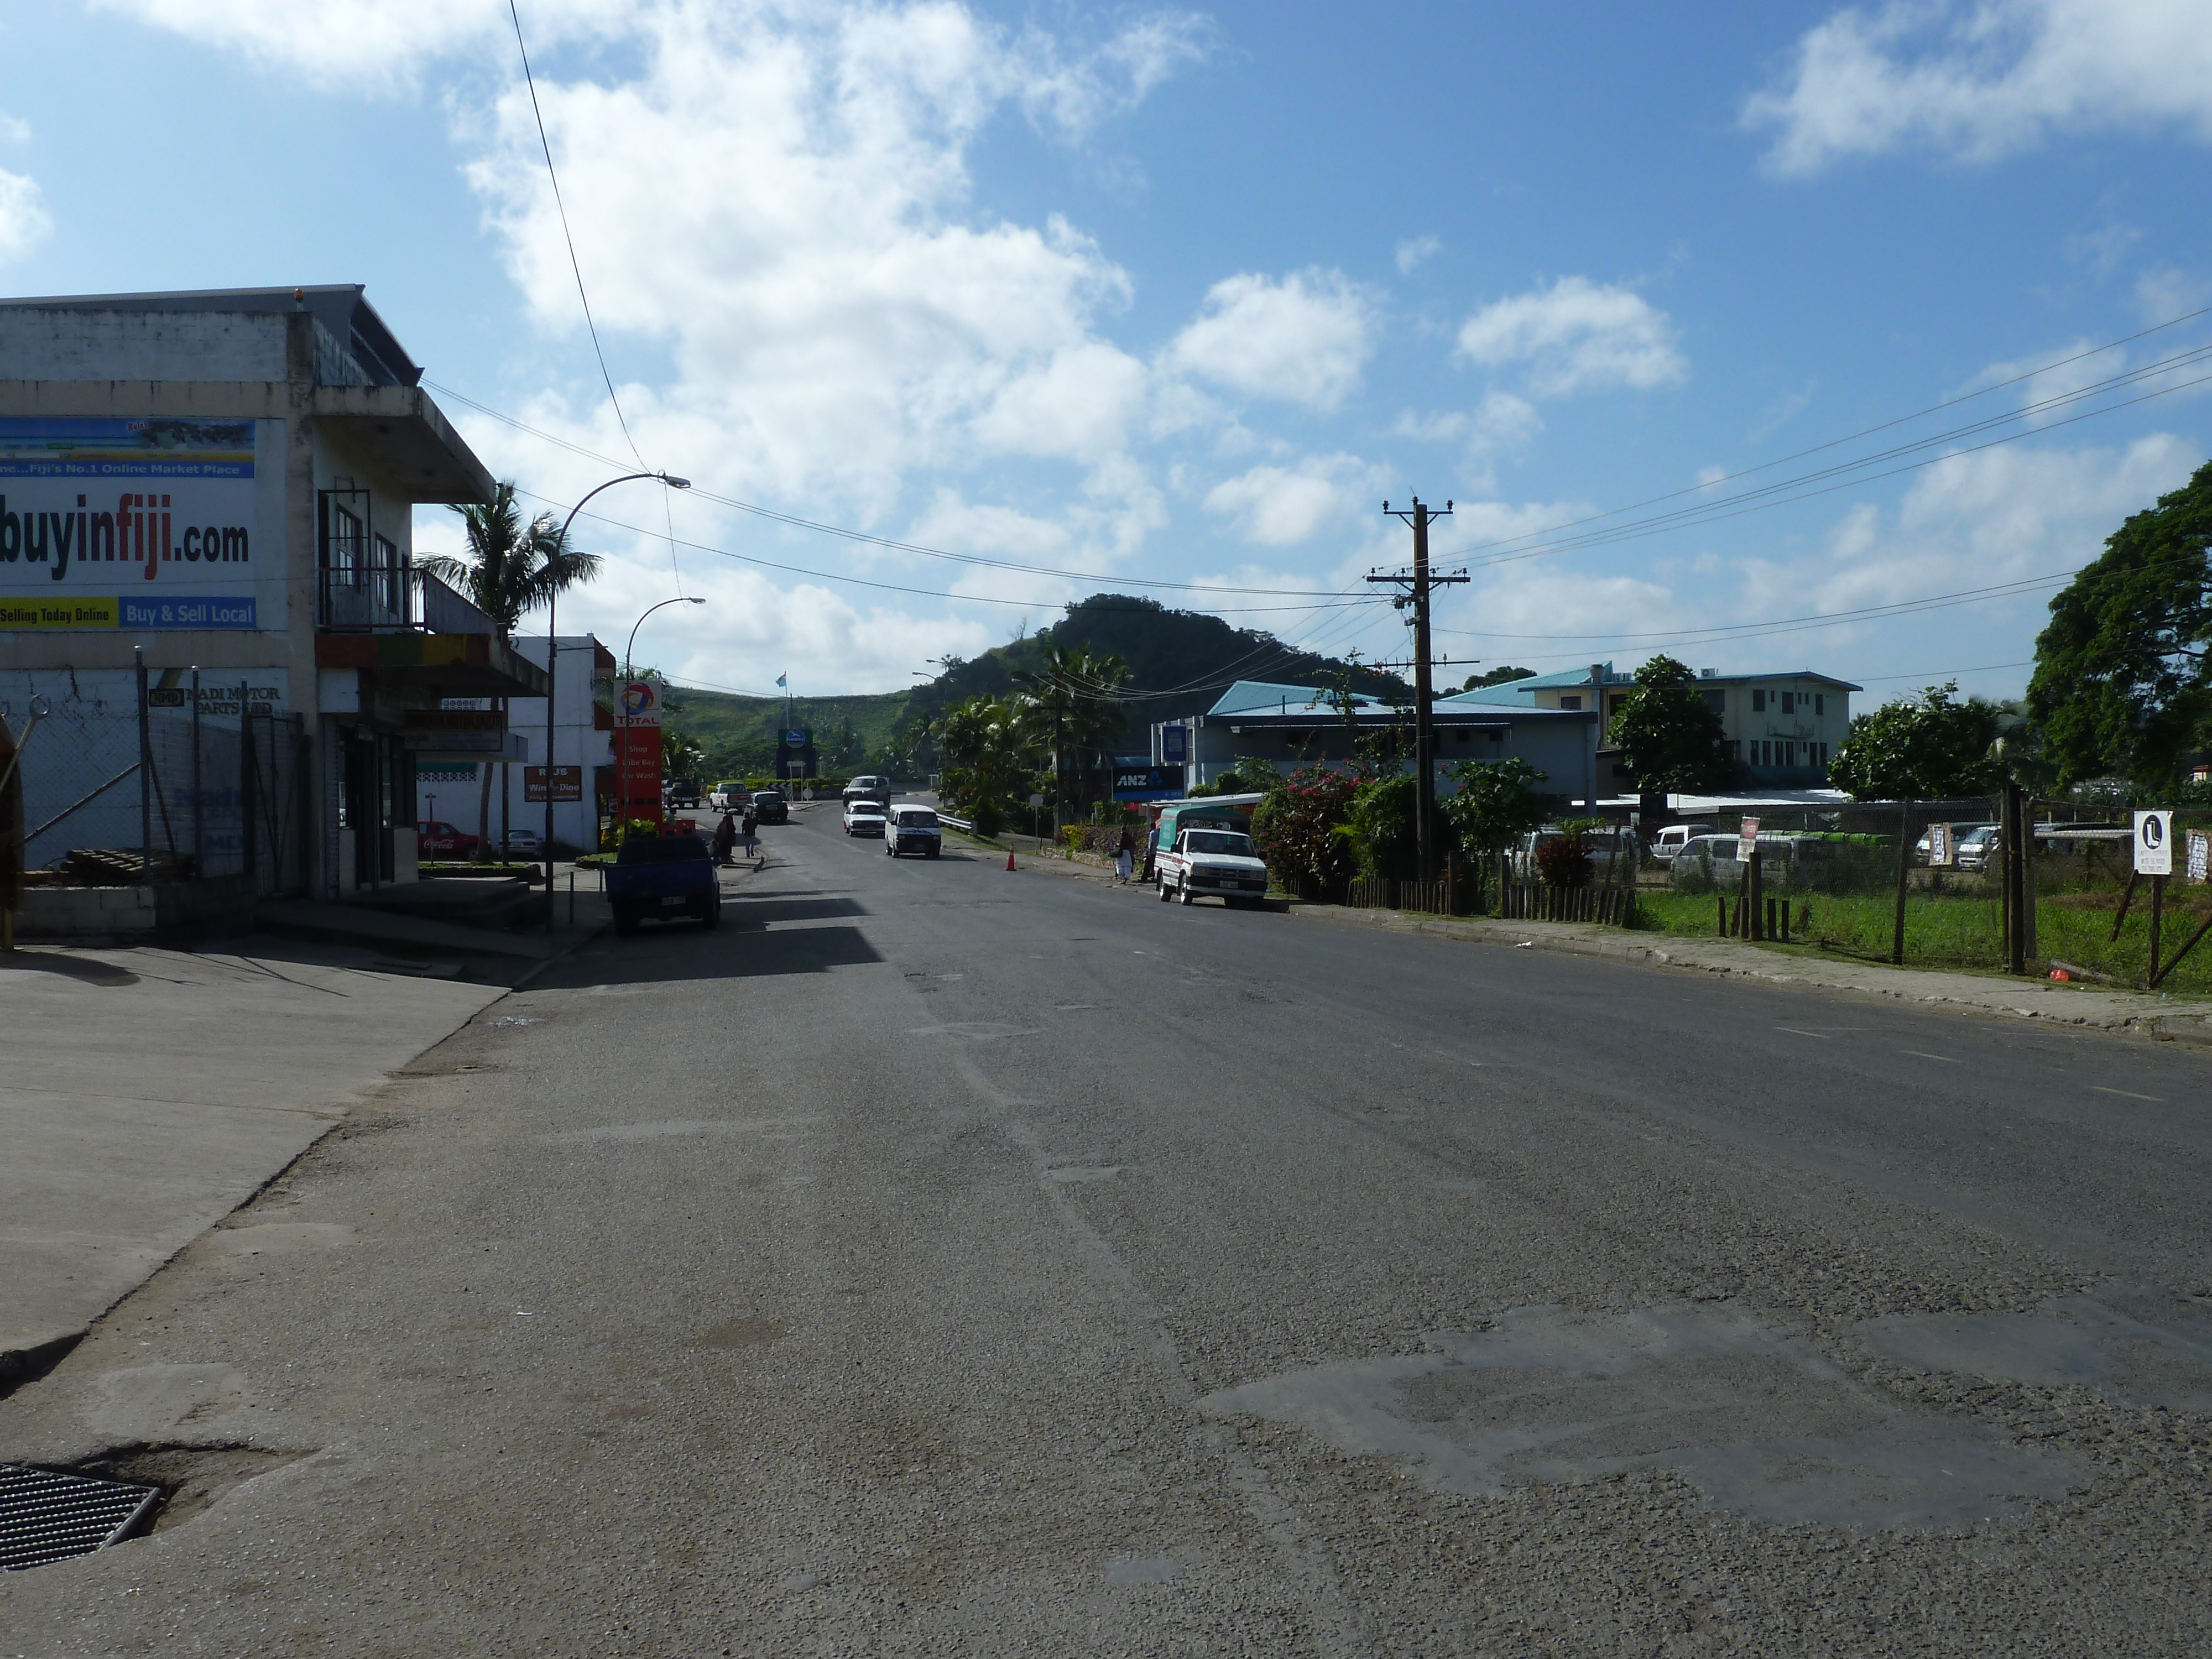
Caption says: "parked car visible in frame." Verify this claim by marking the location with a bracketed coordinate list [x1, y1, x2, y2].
[885, 804, 942, 858]
[709, 780, 753, 812]
[415, 819, 478, 858]
[1509, 826, 1633, 881]
[751, 788, 789, 825]
[605, 832, 719, 935]
[1914, 822, 1994, 865]
[1954, 825, 2001, 871]
[1648, 823, 1716, 863]
[843, 775, 893, 806]
[843, 799, 888, 837]
[664, 777, 702, 810]
[500, 827, 544, 857]
[1155, 826, 1270, 906]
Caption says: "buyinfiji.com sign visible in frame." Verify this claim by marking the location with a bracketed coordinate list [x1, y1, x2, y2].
[0, 417, 281, 630]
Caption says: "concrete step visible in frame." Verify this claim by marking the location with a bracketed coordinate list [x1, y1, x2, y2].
[253, 897, 560, 960]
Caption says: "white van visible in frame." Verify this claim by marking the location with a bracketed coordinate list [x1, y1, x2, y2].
[1649, 823, 1716, 863]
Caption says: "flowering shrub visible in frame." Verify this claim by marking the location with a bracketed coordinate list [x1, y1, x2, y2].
[1251, 762, 1366, 897]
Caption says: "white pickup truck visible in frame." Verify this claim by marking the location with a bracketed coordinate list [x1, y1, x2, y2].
[1155, 826, 1271, 907]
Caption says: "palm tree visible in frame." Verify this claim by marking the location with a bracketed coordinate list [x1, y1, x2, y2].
[1015, 642, 1131, 829]
[418, 482, 604, 857]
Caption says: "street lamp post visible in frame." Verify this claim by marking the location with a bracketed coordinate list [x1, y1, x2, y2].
[541, 472, 690, 919]
[623, 594, 706, 826]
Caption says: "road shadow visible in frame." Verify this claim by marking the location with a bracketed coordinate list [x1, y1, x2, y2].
[535, 920, 885, 988]
[0, 949, 139, 985]
[722, 896, 869, 926]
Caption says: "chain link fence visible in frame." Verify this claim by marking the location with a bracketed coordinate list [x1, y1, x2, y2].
[1637, 796, 2212, 990]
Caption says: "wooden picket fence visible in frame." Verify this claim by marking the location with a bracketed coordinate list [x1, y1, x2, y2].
[1497, 881, 1635, 926]
[1346, 876, 1454, 915]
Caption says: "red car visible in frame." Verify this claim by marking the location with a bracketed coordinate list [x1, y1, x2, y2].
[415, 819, 479, 858]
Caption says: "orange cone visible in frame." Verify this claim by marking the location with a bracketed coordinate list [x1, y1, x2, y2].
[1005, 848, 1017, 871]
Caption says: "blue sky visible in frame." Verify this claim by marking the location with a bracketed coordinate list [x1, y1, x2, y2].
[3, 1, 2208, 705]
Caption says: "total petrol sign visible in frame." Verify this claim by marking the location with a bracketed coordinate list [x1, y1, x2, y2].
[0, 418, 283, 630]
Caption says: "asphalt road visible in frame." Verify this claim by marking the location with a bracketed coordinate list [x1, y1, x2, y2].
[6, 801, 2211, 1655]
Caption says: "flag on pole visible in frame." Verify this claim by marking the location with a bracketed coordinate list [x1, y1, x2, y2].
[776, 673, 787, 688]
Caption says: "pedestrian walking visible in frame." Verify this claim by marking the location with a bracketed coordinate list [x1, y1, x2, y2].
[1114, 825, 1136, 885]
[740, 804, 760, 862]
[711, 811, 738, 866]
[1140, 821, 1159, 884]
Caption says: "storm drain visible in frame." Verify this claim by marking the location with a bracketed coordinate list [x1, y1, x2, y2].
[0, 1464, 162, 1570]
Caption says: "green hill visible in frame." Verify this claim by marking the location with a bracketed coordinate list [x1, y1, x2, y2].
[909, 594, 1407, 747]
[658, 594, 1405, 776]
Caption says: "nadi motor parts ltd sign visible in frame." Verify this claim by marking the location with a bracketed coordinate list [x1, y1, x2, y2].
[0, 418, 284, 632]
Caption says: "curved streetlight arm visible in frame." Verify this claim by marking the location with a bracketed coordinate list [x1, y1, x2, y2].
[541, 471, 690, 914]
[625, 594, 707, 681]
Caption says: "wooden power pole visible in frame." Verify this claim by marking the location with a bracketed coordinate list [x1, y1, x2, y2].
[1370, 498, 1468, 884]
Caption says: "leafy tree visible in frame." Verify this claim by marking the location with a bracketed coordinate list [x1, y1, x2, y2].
[936, 695, 1037, 831]
[416, 481, 602, 857]
[1828, 682, 2002, 800]
[1439, 757, 1548, 905]
[1608, 654, 1732, 791]
[1461, 665, 1536, 691]
[1340, 773, 1427, 879]
[2026, 459, 2212, 790]
[660, 727, 706, 784]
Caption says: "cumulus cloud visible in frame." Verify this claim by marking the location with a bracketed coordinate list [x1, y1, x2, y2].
[461, 2, 1197, 523]
[1743, 0, 2212, 176]
[1456, 277, 1686, 398]
[1202, 453, 1382, 546]
[1395, 391, 1542, 455]
[1395, 234, 1440, 274]
[1166, 269, 1376, 411]
[0, 167, 51, 265]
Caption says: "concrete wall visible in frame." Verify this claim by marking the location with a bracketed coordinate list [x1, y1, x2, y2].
[0, 310, 290, 382]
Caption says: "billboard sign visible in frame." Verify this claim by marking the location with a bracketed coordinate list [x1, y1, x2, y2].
[1113, 763, 1182, 802]
[1927, 822, 1954, 867]
[619, 680, 661, 726]
[0, 418, 283, 630]
[782, 727, 809, 749]
[525, 765, 583, 802]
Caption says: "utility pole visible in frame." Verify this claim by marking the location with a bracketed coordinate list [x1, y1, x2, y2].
[1369, 498, 1468, 884]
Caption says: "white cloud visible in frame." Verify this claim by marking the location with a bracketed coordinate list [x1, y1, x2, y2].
[1202, 453, 1381, 546]
[1744, 0, 2212, 176]
[1748, 380, 1815, 443]
[461, 3, 1196, 517]
[1165, 269, 1376, 411]
[1395, 234, 1440, 274]
[2136, 264, 2212, 326]
[0, 168, 51, 265]
[1395, 391, 1542, 456]
[1456, 276, 1686, 398]
[0, 111, 30, 145]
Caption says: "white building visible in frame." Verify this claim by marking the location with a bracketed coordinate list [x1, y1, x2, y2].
[0, 285, 540, 900]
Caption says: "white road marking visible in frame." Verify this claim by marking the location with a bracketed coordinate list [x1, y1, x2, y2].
[2092, 1086, 2164, 1103]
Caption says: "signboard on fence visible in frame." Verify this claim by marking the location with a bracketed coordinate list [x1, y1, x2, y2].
[1738, 816, 1760, 854]
[525, 764, 582, 802]
[2189, 828, 2209, 884]
[2135, 810, 2174, 877]
[1927, 822, 1954, 867]
[0, 418, 285, 631]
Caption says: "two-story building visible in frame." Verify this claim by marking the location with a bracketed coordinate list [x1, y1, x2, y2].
[0, 284, 544, 907]
[1480, 663, 1859, 787]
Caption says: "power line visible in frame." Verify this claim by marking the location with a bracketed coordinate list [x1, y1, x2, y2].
[1854, 659, 2033, 684]
[1433, 304, 2212, 565]
[1432, 571, 2069, 646]
[507, 483, 1396, 619]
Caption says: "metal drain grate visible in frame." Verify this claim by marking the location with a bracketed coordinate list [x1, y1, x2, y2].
[0, 1464, 161, 1570]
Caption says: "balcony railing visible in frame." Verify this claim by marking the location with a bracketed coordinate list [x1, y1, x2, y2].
[319, 563, 496, 635]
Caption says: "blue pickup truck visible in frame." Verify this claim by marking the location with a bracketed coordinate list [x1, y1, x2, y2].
[607, 833, 721, 936]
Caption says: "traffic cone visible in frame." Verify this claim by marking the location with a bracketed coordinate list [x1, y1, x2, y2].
[1005, 848, 1017, 872]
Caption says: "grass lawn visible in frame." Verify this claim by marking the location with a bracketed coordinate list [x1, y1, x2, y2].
[1632, 888, 2212, 994]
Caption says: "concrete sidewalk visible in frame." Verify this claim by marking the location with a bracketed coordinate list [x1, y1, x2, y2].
[0, 940, 510, 1378]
